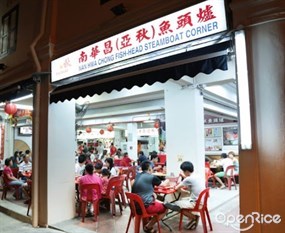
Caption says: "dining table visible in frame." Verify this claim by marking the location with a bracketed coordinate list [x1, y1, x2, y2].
[22, 171, 32, 179]
[154, 185, 181, 231]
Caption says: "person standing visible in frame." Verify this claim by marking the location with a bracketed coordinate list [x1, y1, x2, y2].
[110, 143, 117, 157]
[96, 141, 104, 158]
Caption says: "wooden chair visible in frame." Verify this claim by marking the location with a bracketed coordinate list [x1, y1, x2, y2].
[79, 183, 101, 222]
[179, 188, 212, 233]
[223, 165, 237, 190]
[125, 192, 161, 233]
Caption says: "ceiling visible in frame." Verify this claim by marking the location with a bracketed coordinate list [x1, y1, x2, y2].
[0, 63, 238, 128]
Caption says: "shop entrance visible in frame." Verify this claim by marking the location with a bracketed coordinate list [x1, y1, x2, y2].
[45, 47, 240, 227]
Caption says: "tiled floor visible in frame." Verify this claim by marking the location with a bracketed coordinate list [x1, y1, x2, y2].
[0, 186, 240, 233]
[52, 187, 240, 233]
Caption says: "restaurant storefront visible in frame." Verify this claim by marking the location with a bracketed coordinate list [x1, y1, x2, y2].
[0, 0, 284, 232]
[46, 0, 236, 224]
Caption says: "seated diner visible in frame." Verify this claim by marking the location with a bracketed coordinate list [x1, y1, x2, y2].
[164, 161, 204, 230]
[132, 160, 168, 233]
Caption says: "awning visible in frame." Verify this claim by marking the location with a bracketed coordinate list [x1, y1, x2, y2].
[0, 79, 34, 103]
[50, 41, 230, 103]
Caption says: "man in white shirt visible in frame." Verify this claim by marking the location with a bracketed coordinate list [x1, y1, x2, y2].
[214, 153, 233, 189]
[75, 154, 86, 176]
[18, 155, 32, 182]
[96, 141, 104, 158]
[19, 155, 32, 173]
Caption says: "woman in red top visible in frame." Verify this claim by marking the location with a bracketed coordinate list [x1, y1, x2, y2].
[3, 157, 26, 199]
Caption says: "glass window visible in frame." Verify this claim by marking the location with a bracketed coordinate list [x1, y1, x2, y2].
[0, 5, 18, 56]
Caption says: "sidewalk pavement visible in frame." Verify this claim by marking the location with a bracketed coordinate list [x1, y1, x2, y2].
[0, 212, 62, 233]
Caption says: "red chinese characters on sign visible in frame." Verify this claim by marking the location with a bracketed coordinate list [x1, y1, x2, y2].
[136, 28, 151, 43]
[177, 12, 193, 29]
[90, 46, 100, 59]
[120, 34, 132, 49]
[79, 51, 87, 63]
[158, 20, 173, 36]
[104, 40, 113, 54]
[197, 5, 216, 23]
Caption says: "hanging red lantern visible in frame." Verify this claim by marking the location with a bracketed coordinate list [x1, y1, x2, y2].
[4, 102, 17, 115]
[154, 120, 160, 129]
[99, 129, 104, 135]
[107, 124, 114, 132]
[85, 127, 92, 133]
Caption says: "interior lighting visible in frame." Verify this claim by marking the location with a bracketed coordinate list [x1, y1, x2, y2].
[235, 30, 252, 150]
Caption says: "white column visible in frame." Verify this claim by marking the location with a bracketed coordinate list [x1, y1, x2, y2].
[47, 100, 76, 224]
[164, 83, 205, 177]
[114, 129, 123, 149]
[127, 123, 138, 161]
[4, 121, 14, 160]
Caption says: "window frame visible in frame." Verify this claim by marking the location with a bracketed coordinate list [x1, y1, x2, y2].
[0, 5, 19, 57]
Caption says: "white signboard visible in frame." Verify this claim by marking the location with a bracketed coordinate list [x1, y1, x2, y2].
[51, 0, 227, 82]
[137, 128, 159, 136]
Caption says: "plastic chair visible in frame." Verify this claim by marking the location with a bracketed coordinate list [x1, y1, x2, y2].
[11, 167, 19, 178]
[124, 166, 136, 191]
[26, 179, 32, 216]
[100, 176, 124, 216]
[79, 183, 101, 222]
[1, 173, 21, 200]
[114, 159, 122, 166]
[118, 174, 127, 207]
[179, 188, 212, 233]
[158, 154, 166, 164]
[223, 165, 237, 190]
[205, 168, 216, 188]
[125, 192, 161, 233]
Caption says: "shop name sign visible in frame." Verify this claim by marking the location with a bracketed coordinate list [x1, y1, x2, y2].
[51, 0, 227, 82]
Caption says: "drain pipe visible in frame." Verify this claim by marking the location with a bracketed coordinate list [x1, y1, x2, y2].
[30, 0, 48, 228]
[30, 0, 48, 72]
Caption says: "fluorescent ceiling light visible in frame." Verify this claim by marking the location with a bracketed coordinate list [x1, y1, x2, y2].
[11, 94, 33, 103]
[15, 104, 33, 111]
[235, 30, 252, 150]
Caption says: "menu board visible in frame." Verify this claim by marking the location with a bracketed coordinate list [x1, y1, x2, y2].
[205, 127, 222, 151]
[223, 126, 238, 145]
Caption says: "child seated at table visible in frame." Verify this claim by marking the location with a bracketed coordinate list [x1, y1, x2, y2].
[94, 161, 103, 175]
[100, 168, 111, 195]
